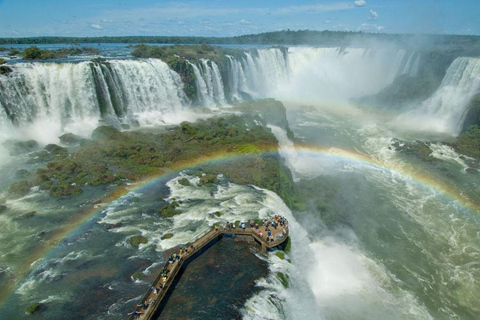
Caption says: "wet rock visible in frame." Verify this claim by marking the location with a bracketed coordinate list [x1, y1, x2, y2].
[59, 132, 83, 145]
[2, 139, 39, 156]
[0, 205, 7, 213]
[8, 180, 31, 198]
[104, 222, 122, 230]
[130, 235, 148, 248]
[44, 144, 67, 156]
[466, 168, 478, 174]
[14, 211, 36, 220]
[91, 126, 123, 141]
[15, 169, 31, 179]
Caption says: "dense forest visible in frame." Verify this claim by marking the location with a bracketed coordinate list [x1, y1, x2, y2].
[1, 30, 480, 49]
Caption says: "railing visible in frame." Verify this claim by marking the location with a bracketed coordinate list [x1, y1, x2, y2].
[128, 224, 289, 320]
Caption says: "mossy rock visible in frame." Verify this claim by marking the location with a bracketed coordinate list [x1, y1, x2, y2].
[59, 132, 84, 145]
[275, 251, 285, 260]
[131, 197, 140, 203]
[198, 174, 219, 187]
[178, 178, 190, 186]
[0, 205, 7, 214]
[161, 233, 174, 240]
[158, 202, 181, 218]
[49, 182, 83, 197]
[283, 236, 291, 254]
[130, 235, 148, 248]
[214, 211, 222, 217]
[0, 65, 12, 75]
[44, 144, 67, 156]
[91, 126, 123, 141]
[276, 272, 289, 288]
[13, 211, 36, 220]
[15, 169, 31, 180]
[8, 180, 31, 198]
[2, 139, 39, 156]
[25, 302, 42, 314]
[0, 58, 5, 65]
[132, 271, 144, 281]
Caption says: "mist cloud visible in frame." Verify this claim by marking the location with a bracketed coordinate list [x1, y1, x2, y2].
[368, 9, 378, 20]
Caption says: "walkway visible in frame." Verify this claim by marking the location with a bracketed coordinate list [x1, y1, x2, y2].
[127, 217, 289, 320]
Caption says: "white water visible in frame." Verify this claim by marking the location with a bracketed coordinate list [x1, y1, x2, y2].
[0, 59, 188, 145]
[395, 57, 480, 135]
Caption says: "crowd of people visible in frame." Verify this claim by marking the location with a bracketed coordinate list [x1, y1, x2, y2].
[129, 215, 289, 318]
[216, 215, 289, 244]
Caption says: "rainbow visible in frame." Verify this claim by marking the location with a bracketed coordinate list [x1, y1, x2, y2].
[1, 144, 478, 306]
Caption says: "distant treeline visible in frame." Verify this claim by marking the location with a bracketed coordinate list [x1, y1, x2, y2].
[1, 30, 480, 48]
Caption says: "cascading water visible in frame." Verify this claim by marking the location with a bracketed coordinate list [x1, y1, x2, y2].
[396, 56, 480, 134]
[0, 59, 188, 143]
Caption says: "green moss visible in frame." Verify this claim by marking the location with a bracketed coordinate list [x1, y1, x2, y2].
[130, 235, 148, 248]
[8, 180, 31, 198]
[161, 233, 174, 240]
[275, 251, 285, 260]
[453, 125, 480, 159]
[25, 303, 41, 314]
[283, 237, 291, 254]
[198, 174, 219, 187]
[132, 271, 144, 281]
[276, 272, 289, 288]
[178, 178, 190, 186]
[158, 202, 181, 218]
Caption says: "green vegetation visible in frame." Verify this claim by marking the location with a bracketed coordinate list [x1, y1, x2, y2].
[0, 58, 5, 65]
[275, 251, 285, 260]
[283, 237, 291, 254]
[8, 180, 31, 198]
[214, 211, 222, 217]
[158, 202, 181, 218]
[131, 44, 245, 101]
[161, 233, 174, 240]
[1, 31, 480, 49]
[198, 174, 219, 187]
[25, 303, 42, 314]
[393, 140, 437, 163]
[462, 94, 480, 132]
[132, 272, 144, 281]
[276, 272, 289, 288]
[130, 235, 148, 248]
[453, 125, 480, 159]
[22, 46, 100, 60]
[6, 100, 299, 209]
[178, 177, 190, 186]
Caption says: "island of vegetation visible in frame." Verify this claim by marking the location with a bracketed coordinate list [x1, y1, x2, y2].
[4, 100, 299, 209]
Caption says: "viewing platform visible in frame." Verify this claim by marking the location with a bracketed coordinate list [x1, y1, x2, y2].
[128, 216, 290, 320]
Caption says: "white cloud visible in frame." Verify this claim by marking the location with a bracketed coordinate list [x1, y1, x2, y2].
[90, 24, 103, 29]
[368, 9, 378, 20]
[353, 0, 366, 7]
[358, 23, 384, 31]
[240, 19, 251, 25]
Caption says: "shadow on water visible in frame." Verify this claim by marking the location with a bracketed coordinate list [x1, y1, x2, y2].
[153, 236, 268, 320]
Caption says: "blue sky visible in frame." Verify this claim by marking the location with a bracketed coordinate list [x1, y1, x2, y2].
[0, 0, 479, 37]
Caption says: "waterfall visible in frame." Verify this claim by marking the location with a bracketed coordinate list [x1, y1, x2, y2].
[396, 57, 480, 134]
[190, 59, 226, 107]
[0, 59, 188, 141]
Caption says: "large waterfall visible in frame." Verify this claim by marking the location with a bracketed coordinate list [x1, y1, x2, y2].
[1, 46, 479, 141]
[0, 59, 187, 142]
[396, 57, 480, 134]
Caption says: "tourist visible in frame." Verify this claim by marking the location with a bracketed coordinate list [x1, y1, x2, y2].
[249, 220, 254, 228]
[241, 223, 246, 230]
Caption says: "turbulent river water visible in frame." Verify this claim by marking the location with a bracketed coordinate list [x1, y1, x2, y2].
[0, 44, 480, 319]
